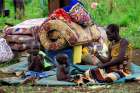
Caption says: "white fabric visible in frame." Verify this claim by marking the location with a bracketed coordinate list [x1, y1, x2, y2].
[0, 38, 14, 62]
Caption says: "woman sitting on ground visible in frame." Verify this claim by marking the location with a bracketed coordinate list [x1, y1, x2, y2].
[89, 24, 132, 83]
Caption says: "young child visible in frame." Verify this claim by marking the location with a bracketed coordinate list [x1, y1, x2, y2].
[22, 41, 48, 84]
[90, 24, 132, 83]
[55, 53, 70, 81]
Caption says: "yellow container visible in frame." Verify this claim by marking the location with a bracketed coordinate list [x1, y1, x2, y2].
[73, 45, 82, 64]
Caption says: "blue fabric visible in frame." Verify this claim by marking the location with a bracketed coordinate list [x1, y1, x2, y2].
[63, 0, 79, 12]
[114, 63, 140, 83]
[46, 48, 73, 65]
[25, 71, 48, 78]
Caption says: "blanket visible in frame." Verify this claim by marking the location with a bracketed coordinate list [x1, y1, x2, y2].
[0, 60, 140, 86]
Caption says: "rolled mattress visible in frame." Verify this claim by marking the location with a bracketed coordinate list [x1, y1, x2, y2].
[39, 20, 78, 50]
[39, 20, 101, 50]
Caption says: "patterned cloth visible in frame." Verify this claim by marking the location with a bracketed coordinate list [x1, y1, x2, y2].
[5, 35, 33, 43]
[48, 8, 71, 24]
[4, 18, 46, 35]
[9, 43, 29, 51]
[0, 38, 14, 62]
[108, 39, 132, 73]
[69, 23, 101, 45]
[25, 71, 48, 78]
[64, 0, 92, 26]
[4, 18, 46, 52]
[89, 68, 128, 83]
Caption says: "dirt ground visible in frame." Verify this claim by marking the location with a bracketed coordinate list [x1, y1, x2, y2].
[131, 49, 140, 65]
[0, 82, 140, 93]
[0, 49, 140, 93]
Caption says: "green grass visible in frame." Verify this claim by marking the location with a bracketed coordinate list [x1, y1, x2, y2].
[0, 0, 48, 29]
[1, 83, 140, 93]
[0, 0, 140, 48]
[81, 0, 140, 48]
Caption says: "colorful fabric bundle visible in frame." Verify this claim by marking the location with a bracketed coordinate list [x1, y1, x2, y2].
[0, 38, 14, 62]
[64, 0, 92, 26]
[5, 35, 33, 43]
[39, 20, 78, 50]
[48, 8, 71, 23]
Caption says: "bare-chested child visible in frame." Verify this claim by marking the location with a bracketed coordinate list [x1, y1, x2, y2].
[22, 41, 48, 84]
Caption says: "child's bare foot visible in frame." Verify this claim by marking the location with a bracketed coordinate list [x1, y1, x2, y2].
[21, 77, 36, 85]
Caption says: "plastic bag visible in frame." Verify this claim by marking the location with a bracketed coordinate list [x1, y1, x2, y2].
[0, 38, 14, 62]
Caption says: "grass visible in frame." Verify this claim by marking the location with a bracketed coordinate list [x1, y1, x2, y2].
[81, 0, 140, 48]
[1, 82, 140, 93]
[0, 0, 48, 30]
[0, 0, 140, 48]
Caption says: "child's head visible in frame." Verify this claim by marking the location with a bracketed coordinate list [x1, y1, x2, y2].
[56, 53, 68, 65]
[106, 24, 120, 41]
[28, 41, 40, 55]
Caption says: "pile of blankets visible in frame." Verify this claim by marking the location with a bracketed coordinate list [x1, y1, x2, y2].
[2, 0, 108, 65]
[4, 18, 46, 52]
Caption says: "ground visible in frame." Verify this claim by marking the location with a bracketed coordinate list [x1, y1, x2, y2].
[0, 49, 140, 93]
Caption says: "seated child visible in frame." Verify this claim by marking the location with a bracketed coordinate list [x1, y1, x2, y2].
[56, 53, 70, 81]
[22, 41, 48, 84]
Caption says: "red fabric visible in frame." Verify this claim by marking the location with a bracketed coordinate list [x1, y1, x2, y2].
[48, 8, 71, 23]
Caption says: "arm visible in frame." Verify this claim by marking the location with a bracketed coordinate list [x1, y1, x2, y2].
[95, 44, 112, 63]
[100, 39, 128, 68]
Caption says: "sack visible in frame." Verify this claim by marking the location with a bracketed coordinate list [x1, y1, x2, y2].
[0, 38, 14, 62]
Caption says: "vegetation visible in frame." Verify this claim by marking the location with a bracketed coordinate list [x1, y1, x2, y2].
[1, 83, 140, 93]
[0, 0, 140, 48]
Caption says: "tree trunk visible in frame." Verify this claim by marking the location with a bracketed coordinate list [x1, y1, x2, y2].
[13, 0, 25, 19]
[48, 0, 70, 15]
[108, 0, 113, 14]
[0, 0, 4, 16]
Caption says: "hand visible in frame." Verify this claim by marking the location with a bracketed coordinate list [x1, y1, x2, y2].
[93, 51, 100, 57]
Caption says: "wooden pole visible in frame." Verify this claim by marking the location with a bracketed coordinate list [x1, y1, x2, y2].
[13, 0, 25, 19]
[48, 0, 70, 15]
[0, 0, 4, 16]
[108, 0, 113, 14]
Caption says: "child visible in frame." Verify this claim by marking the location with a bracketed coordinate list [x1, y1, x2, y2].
[56, 53, 70, 81]
[90, 24, 132, 83]
[22, 41, 48, 84]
